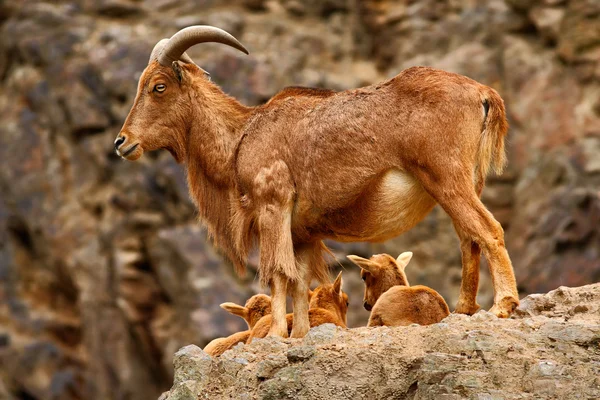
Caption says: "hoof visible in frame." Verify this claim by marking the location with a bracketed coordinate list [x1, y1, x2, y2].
[454, 301, 481, 316]
[267, 327, 289, 338]
[489, 296, 519, 318]
[290, 327, 309, 339]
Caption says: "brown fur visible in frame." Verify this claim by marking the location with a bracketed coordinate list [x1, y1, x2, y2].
[116, 39, 519, 338]
[203, 330, 250, 357]
[203, 294, 271, 357]
[348, 252, 450, 326]
[368, 285, 450, 327]
[220, 293, 272, 329]
[248, 272, 348, 342]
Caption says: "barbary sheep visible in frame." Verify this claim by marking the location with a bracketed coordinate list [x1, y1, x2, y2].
[203, 294, 271, 357]
[248, 272, 348, 342]
[114, 25, 519, 338]
[348, 252, 450, 327]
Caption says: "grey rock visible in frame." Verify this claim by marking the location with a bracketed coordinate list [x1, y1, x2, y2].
[303, 323, 338, 345]
[167, 381, 201, 400]
[173, 345, 212, 385]
[286, 345, 316, 362]
[256, 354, 289, 379]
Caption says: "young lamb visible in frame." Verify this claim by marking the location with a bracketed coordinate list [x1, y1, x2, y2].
[203, 294, 271, 357]
[348, 252, 450, 327]
[248, 272, 348, 342]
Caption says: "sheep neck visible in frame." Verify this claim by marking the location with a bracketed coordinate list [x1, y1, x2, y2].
[184, 79, 253, 269]
[185, 80, 251, 187]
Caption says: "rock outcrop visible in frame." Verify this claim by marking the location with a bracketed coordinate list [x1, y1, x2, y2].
[0, 0, 599, 399]
[162, 284, 600, 400]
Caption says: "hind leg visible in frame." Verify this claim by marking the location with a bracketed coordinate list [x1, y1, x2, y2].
[454, 234, 482, 315]
[411, 167, 519, 317]
[454, 176, 486, 315]
[290, 246, 311, 338]
[290, 242, 329, 338]
[454, 181, 485, 315]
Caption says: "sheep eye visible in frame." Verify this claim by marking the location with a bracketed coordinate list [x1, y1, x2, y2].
[346, 301, 349, 307]
[154, 84, 166, 93]
[361, 276, 366, 281]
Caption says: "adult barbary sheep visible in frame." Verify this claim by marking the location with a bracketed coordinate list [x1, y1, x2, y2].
[204, 294, 271, 357]
[114, 25, 519, 338]
[348, 252, 450, 326]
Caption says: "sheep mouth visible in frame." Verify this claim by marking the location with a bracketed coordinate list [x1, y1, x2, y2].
[120, 143, 139, 158]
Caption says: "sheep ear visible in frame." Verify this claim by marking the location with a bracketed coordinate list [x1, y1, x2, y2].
[332, 271, 343, 296]
[172, 61, 184, 82]
[346, 255, 378, 273]
[220, 302, 248, 318]
[396, 252, 413, 269]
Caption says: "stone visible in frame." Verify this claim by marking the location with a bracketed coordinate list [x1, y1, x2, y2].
[173, 345, 212, 385]
[286, 345, 316, 362]
[529, 6, 565, 43]
[303, 323, 338, 345]
[471, 310, 498, 322]
[256, 354, 289, 379]
[167, 381, 201, 400]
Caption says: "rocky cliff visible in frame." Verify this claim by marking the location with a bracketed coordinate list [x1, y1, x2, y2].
[162, 284, 600, 400]
[0, 0, 599, 399]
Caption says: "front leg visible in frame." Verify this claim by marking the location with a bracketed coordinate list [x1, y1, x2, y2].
[254, 161, 297, 337]
[269, 273, 288, 337]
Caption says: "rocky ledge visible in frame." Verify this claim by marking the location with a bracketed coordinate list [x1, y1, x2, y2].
[160, 284, 600, 400]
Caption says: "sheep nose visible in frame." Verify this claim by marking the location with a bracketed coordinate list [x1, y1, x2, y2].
[114, 135, 126, 150]
[363, 302, 372, 311]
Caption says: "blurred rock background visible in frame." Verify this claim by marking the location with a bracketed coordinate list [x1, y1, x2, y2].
[0, 0, 598, 399]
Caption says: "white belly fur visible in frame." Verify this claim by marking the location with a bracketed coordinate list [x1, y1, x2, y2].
[355, 169, 436, 242]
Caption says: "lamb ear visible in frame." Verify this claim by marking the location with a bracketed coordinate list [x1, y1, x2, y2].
[220, 302, 248, 318]
[346, 255, 378, 273]
[332, 271, 343, 296]
[396, 252, 413, 269]
[307, 289, 314, 299]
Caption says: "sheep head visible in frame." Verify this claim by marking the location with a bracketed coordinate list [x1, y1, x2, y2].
[114, 26, 248, 162]
[347, 252, 413, 311]
[309, 272, 349, 326]
[220, 293, 272, 329]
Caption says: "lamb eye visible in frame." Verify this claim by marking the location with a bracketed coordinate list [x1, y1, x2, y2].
[361, 276, 366, 281]
[154, 84, 166, 93]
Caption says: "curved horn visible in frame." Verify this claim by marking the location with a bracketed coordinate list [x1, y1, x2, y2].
[150, 38, 195, 65]
[157, 25, 249, 66]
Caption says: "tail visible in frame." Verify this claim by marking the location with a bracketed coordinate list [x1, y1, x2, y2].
[475, 87, 508, 194]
